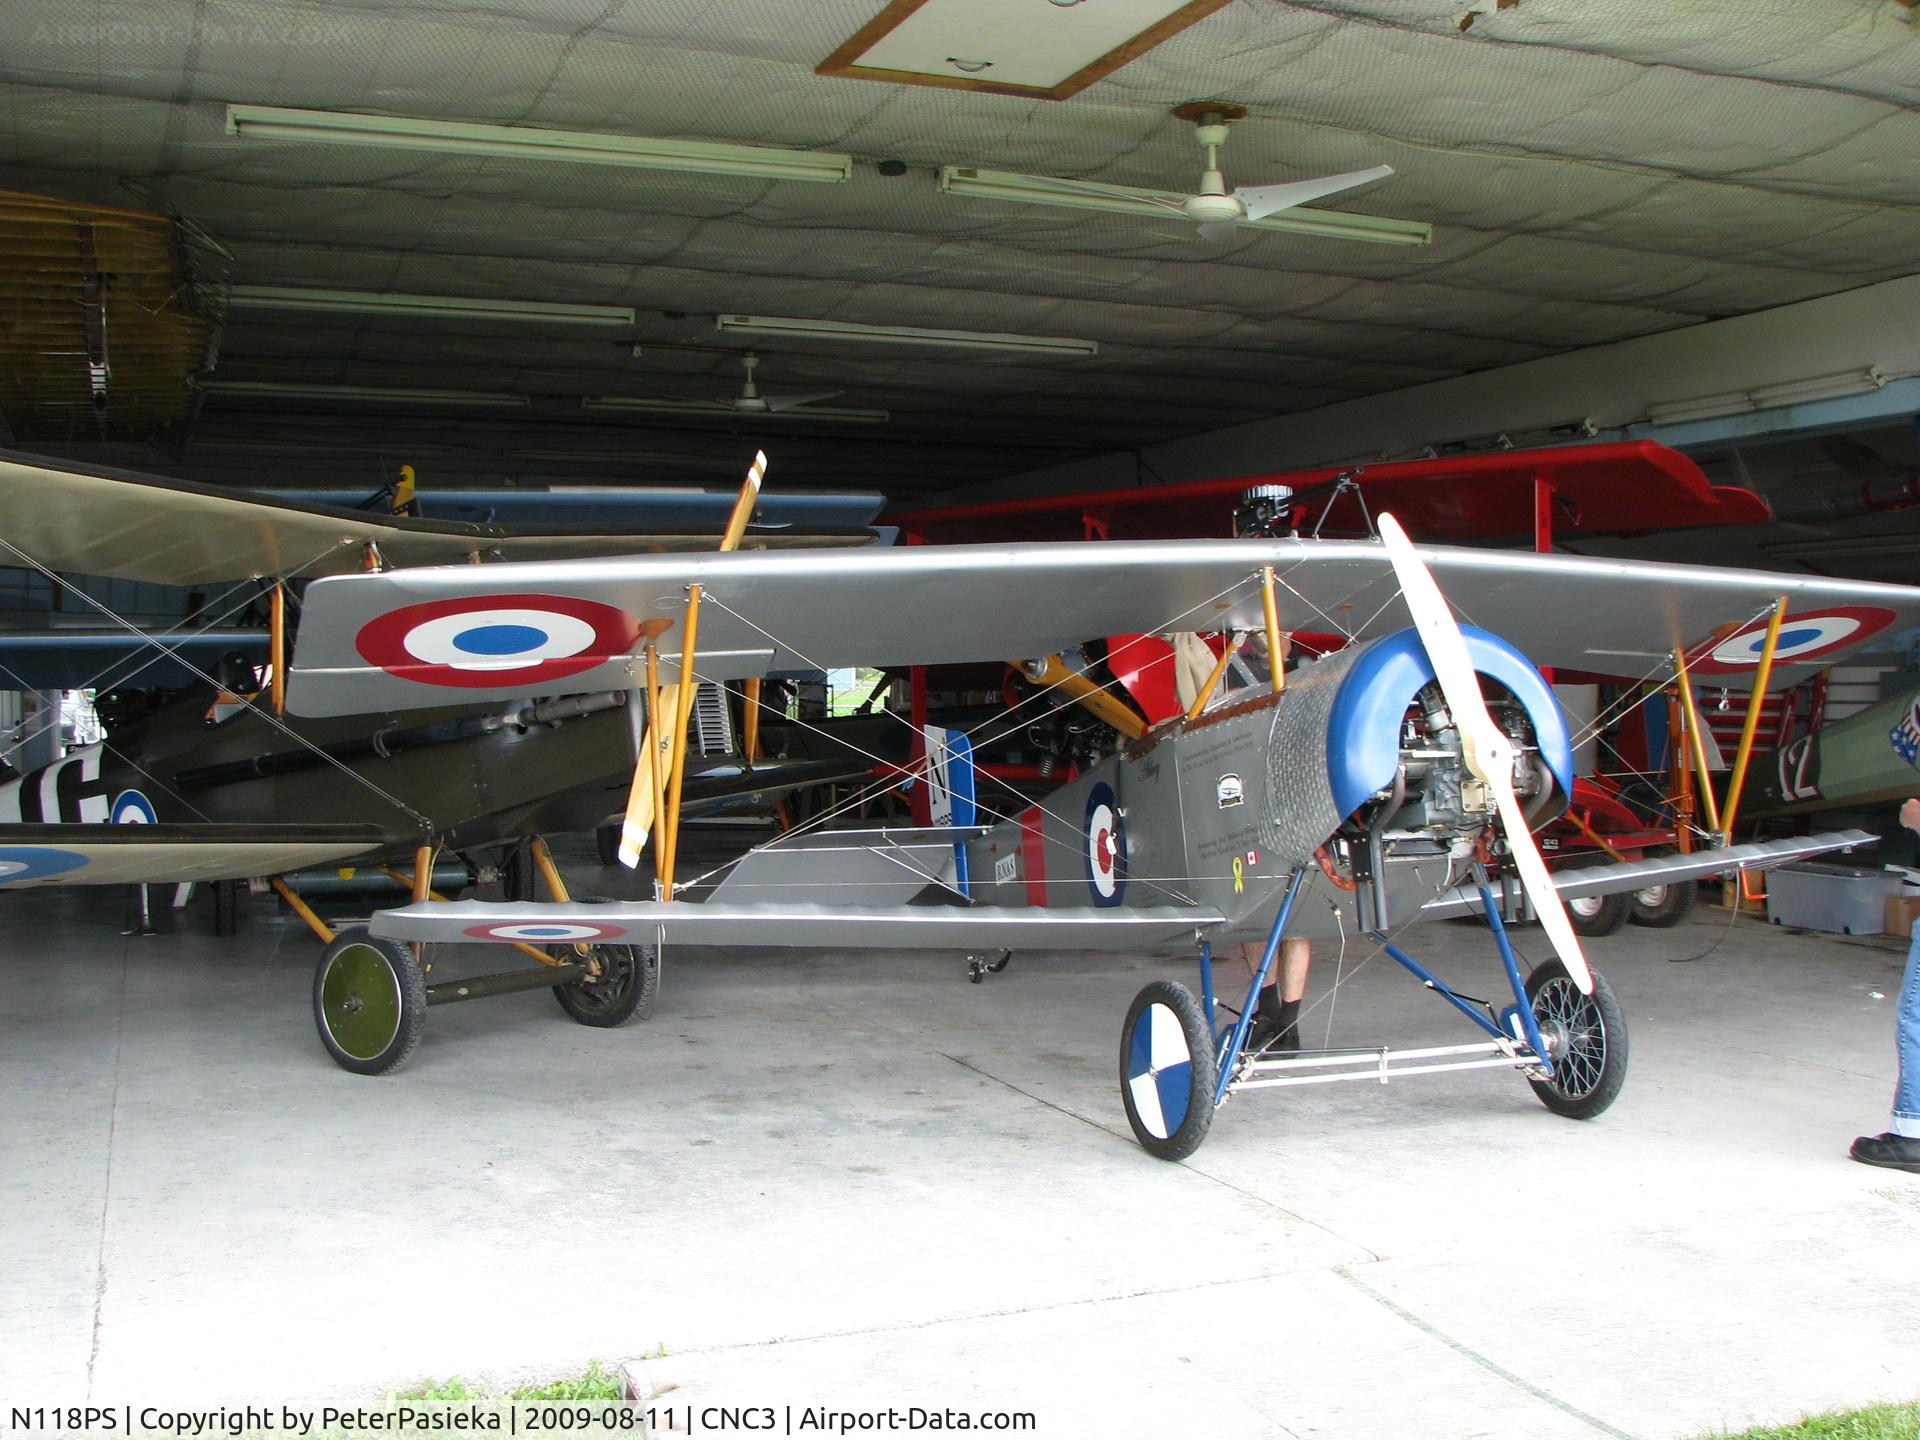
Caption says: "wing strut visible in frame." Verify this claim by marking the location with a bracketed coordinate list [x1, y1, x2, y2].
[615, 451, 766, 888]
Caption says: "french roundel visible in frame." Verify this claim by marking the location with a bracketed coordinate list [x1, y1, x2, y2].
[1083, 782, 1127, 907]
[356, 593, 643, 690]
[0, 847, 91, 885]
[461, 921, 629, 943]
[1692, 606, 1897, 675]
[111, 789, 157, 825]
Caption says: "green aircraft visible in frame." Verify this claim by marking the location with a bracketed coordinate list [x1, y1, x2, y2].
[1745, 685, 1920, 817]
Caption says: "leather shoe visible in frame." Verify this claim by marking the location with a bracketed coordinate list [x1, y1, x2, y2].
[1849, 1132, 1920, 1172]
[1244, 1015, 1299, 1054]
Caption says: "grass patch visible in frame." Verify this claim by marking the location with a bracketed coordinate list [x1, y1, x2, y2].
[1703, 1400, 1920, 1438]
[395, 1361, 625, 1405]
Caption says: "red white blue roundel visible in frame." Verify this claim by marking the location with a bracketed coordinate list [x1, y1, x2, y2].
[110, 789, 157, 825]
[1693, 606, 1897, 675]
[0, 847, 90, 885]
[1084, 782, 1127, 907]
[461, 920, 629, 943]
[356, 593, 642, 690]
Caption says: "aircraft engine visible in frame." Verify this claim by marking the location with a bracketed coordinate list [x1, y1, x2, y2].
[1257, 626, 1573, 871]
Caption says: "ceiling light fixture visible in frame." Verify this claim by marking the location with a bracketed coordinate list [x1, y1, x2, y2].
[947, 58, 994, 73]
[1646, 367, 1888, 427]
[200, 381, 530, 410]
[225, 105, 854, 184]
[714, 314, 1099, 356]
[229, 286, 636, 328]
[938, 165, 1432, 246]
[583, 395, 890, 425]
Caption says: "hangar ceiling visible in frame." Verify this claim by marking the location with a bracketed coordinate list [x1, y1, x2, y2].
[1, 0, 1917, 499]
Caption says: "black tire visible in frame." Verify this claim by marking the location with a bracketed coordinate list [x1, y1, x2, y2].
[1119, 980, 1218, 1161]
[552, 944, 657, 1027]
[313, 929, 428, 1075]
[1628, 849, 1697, 928]
[594, 824, 620, 867]
[213, 878, 240, 938]
[1524, 960, 1628, 1120]
[1566, 889, 1629, 937]
[499, 838, 536, 902]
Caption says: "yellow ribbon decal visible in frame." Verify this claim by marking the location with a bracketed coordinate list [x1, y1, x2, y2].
[1232, 857, 1244, 894]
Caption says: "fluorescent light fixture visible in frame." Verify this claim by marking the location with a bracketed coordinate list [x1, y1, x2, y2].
[714, 314, 1098, 357]
[938, 165, 1432, 247]
[583, 396, 889, 425]
[230, 286, 635, 328]
[226, 105, 853, 183]
[511, 448, 748, 471]
[1648, 368, 1888, 427]
[201, 381, 529, 410]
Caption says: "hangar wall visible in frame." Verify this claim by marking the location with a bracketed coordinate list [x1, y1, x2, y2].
[948, 272, 1920, 503]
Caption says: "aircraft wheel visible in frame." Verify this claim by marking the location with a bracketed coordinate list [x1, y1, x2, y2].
[499, 839, 536, 901]
[553, 944, 657, 1027]
[212, 878, 240, 938]
[1628, 850, 1697, 928]
[313, 930, 427, 1075]
[594, 824, 620, 867]
[1566, 889, 1629, 937]
[1119, 980, 1218, 1161]
[1524, 960, 1628, 1120]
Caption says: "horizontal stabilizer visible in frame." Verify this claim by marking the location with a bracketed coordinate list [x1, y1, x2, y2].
[1419, 830, 1876, 920]
[370, 898, 1223, 952]
[0, 823, 385, 887]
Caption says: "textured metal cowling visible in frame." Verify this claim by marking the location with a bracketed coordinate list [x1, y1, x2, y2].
[1257, 643, 1367, 869]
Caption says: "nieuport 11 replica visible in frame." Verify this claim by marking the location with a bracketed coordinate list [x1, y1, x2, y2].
[218, 447, 1920, 1158]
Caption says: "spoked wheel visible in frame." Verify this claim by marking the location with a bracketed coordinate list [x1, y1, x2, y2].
[1566, 889, 1629, 937]
[314, 930, 427, 1075]
[552, 943, 657, 1027]
[1629, 850, 1697, 928]
[1524, 959, 1627, 1119]
[1119, 980, 1218, 1161]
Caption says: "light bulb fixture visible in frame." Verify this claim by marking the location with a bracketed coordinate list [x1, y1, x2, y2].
[229, 286, 635, 328]
[714, 314, 1098, 357]
[947, 58, 995, 73]
[201, 381, 529, 409]
[938, 165, 1432, 246]
[225, 105, 854, 184]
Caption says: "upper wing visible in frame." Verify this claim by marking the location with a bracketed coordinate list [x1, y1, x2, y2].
[0, 823, 385, 887]
[886, 441, 1769, 544]
[284, 536, 1920, 717]
[0, 451, 877, 586]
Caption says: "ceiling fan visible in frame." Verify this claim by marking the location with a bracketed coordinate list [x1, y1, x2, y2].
[586, 352, 889, 424]
[939, 103, 1428, 248]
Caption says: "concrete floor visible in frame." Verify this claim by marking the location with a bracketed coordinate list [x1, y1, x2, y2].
[4, 841, 1920, 1438]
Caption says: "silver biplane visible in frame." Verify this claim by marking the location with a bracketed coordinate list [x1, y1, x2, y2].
[277, 455, 1920, 1156]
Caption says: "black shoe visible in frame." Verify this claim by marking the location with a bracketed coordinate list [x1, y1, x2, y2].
[1849, 1132, 1920, 1172]
[1243, 1016, 1299, 1054]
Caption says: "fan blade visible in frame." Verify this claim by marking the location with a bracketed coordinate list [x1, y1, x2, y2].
[761, 390, 842, 414]
[1194, 220, 1241, 243]
[1376, 512, 1594, 996]
[1237, 164, 1395, 222]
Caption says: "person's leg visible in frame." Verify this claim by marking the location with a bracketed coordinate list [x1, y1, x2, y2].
[1247, 939, 1311, 1051]
[1851, 920, 1920, 1170]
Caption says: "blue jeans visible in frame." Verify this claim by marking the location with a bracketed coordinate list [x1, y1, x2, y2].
[1896, 920, 1920, 1137]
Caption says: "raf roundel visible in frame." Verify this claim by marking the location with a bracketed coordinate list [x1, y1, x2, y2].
[0, 846, 91, 886]
[1083, 782, 1128, 907]
[356, 593, 643, 690]
[461, 920, 630, 943]
[110, 789, 157, 825]
[1692, 605, 1898, 675]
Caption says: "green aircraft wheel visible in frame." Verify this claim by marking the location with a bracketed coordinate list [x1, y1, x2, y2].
[552, 944, 657, 1028]
[1524, 959, 1628, 1120]
[1566, 889, 1629, 937]
[1628, 850, 1697, 928]
[1119, 980, 1218, 1161]
[313, 930, 427, 1075]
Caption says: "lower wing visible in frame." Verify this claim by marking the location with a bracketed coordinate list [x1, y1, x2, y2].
[0, 823, 386, 888]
